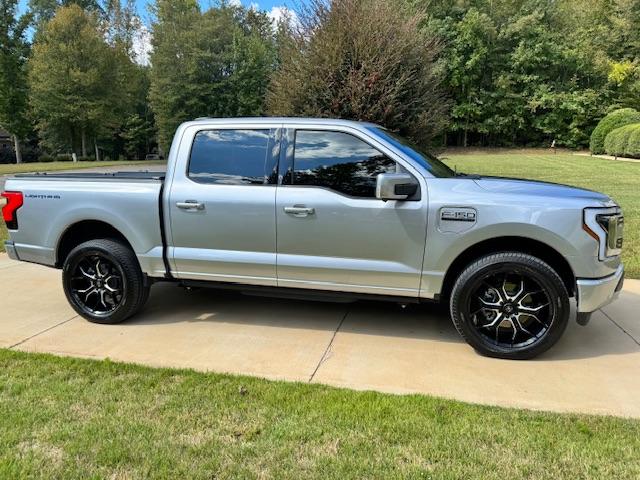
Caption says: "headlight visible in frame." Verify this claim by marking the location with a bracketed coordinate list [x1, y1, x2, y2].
[583, 207, 624, 259]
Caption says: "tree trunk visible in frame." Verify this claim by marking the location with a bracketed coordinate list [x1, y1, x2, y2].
[13, 135, 22, 164]
[81, 127, 87, 157]
[94, 138, 100, 161]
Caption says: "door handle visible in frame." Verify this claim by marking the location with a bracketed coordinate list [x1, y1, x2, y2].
[284, 205, 315, 217]
[176, 200, 205, 211]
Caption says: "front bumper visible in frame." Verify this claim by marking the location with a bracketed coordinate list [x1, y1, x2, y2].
[576, 264, 624, 313]
[4, 240, 19, 260]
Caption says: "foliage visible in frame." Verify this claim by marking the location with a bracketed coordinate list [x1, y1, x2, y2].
[28, 4, 133, 157]
[27, 0, 102, 29]
[590, 108, 640, 154]
[103, 0, 138, 55]
[604, 123, 640, 158]
[120, 113, 155, 160]
[411, 0, 640, 148]
[0, 147, 18, 163]
[0, 140, 40, 163]
[268, 0, 448, 146]
[6, 0, 640, 155]
[607, 61, 640, 112]
[0, 0, 32, 162]
[149, 0, 277, 152]
[626, 125, 640, 158]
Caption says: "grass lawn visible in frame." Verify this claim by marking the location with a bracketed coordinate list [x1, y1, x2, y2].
[445, 153, 640, 278]
[0, 160, 165, 176]
[0, 349, 639, 479]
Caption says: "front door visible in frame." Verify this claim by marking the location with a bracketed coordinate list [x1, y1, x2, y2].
[169, 127, 280, 285]
[275, 127, 428, 297]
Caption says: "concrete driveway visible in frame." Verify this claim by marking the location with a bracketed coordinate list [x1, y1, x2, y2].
[1, 252, 639, 418]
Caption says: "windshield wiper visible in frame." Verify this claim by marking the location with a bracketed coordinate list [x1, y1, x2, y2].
[455, 172, 481, 179]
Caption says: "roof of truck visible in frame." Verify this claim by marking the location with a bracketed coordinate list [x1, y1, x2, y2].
[186, 117, 382, 129]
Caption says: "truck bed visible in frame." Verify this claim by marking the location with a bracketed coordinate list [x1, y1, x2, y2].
[3, 173, 167, 276]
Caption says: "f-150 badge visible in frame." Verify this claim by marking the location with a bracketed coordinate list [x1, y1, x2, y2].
[440, 208, 477, 222]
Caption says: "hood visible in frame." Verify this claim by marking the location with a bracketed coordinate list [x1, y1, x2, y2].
[473, 176, 612, 204]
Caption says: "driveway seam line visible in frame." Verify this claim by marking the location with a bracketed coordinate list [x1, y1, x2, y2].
[600, 309, 640, 347]
[309, 308, 349, 383]
[8, 314, 78, 349]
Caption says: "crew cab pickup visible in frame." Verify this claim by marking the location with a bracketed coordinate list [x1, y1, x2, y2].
[2, 118, 625, 359]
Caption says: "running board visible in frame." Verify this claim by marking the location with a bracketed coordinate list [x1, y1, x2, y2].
[178, 279, 425, 305]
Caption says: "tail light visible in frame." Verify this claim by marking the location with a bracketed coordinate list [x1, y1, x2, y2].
[1, 191, 23, 230]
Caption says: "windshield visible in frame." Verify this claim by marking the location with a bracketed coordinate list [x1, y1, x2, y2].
[369, 127, 455, 178]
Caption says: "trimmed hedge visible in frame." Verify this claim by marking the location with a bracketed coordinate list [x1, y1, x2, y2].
[603, 123, 640, 158]
[590, 108, 640, 154]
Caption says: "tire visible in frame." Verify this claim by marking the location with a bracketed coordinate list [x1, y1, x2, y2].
[450, 252, 570, 360]
[62, 239, 150, 324]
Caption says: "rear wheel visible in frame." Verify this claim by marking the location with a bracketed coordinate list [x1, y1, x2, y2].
[62, 239, 150, 324]
[450, 252, 569, 359]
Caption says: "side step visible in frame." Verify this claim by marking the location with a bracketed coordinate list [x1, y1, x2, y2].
[178, 279, 425, 305]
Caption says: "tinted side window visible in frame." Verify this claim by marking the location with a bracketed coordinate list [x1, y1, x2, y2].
[189, 129, 272, 185]
[292, 130, 396, 197]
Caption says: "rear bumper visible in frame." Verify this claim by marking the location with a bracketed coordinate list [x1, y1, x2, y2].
[4, 241, 19, 260]
[576, 264, 624, 313]
[4, 240, 55, 266]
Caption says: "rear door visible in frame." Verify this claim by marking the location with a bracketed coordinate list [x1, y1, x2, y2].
[168, 124, 281, 285]
[275, 125, 428, 297]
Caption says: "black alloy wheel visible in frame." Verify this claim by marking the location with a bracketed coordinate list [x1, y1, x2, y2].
[450, 252, 570, 359]
[62, 239, 150, 324]
[467, 271, 551, 349]
[68, 252, 125, 317]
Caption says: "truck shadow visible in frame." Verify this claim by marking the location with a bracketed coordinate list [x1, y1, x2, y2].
[128, 283, 640, 362]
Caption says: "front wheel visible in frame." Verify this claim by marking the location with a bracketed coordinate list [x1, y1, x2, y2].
[450, 252, 570, 360]
[62, 239, 150, 324]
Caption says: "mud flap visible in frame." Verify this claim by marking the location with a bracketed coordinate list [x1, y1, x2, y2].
[576, 312, 592, 326]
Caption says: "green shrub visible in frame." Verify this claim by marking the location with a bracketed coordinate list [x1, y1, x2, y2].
[38, 155, 55, 163]
[623, 124, 640, 158]
[590, 108, 640, 154]
[604, 123, 640, 158]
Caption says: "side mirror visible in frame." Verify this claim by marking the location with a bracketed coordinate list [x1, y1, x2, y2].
[376, 173, 418, 201]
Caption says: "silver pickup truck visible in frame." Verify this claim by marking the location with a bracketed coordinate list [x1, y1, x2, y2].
[2, 118, 625, 359]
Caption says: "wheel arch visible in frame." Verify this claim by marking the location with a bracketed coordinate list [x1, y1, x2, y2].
[440, 236, 575, 301]
[55, 220, 135, 268]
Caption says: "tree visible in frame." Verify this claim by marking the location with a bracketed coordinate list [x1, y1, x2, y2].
[439, 8, 496, 146]
[104, 0, 138, 55]
[149, 0, 277, 152]
[0, 0, 32, 163]
[268, 0, 449, 147]
[28, 0, 102, 30]
[28, 4, 130, 157]
[121, 113, 155, 159]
